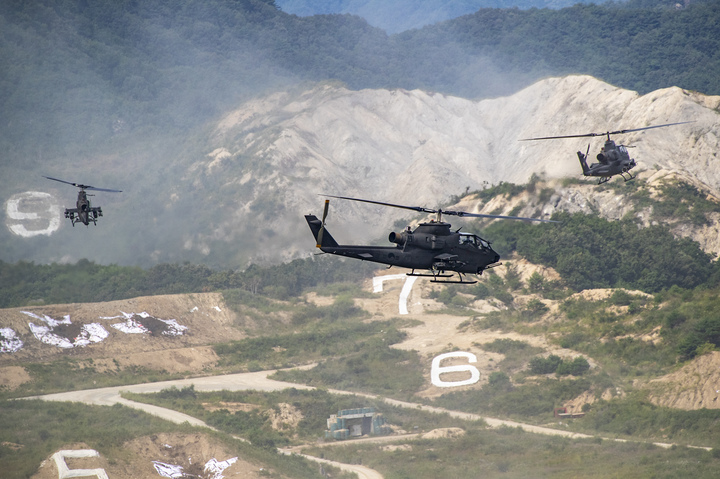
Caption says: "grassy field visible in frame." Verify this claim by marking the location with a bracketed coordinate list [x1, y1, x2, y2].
[301, 426, 720, 479]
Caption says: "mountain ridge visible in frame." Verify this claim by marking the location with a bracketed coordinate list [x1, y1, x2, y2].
[3, 75, 719, 267]
[168, 75, 719, 263]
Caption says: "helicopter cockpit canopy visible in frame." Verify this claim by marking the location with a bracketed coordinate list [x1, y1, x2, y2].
[459, 232, 490, 249]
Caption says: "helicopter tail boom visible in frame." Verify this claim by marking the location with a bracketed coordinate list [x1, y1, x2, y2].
[305, 215, 339, 248]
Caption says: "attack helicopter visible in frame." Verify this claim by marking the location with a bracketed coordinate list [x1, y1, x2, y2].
[43, 176, 122, 226]
[306, 195, 556, 284]
[520, 121, 693, 184]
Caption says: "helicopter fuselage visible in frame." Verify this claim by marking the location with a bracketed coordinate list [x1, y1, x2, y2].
[520, 121, 692, 185]
[65, 189, 103, 226]
[306, 215, 501, 278]
[44, 176, 118, 227]
[578, 140, 636, 183]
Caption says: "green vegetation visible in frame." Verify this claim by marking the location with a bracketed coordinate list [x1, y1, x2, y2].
[546, 286, 720, 370]
[6, 174, 720, 475]
[0, 255, 379, 308]
[0, 399, 342, 479]
[529, 355, 591, 376]
[1, 360, 187, 401]
[2, 0, 720, 169]
[436, 375, 593, 419]
[579, 395, 720, 447]
[480, 210, 716, 293]
[121, 383, 720, 476]
[477, 338, 544, 371]
[302, 426, 720, 478]
[213, 315, 403, 372]
[0, 400, 182, 479]
[270, 324, 425, 399]
[628, 178, 720, 226]
[123, 386, 479, 446]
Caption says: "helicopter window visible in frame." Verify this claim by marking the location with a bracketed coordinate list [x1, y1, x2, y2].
[459, 234, 478, 247]
[618, 145, 628, 154]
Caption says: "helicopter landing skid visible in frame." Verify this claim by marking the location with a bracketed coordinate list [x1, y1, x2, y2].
[597, 176, 610, 185]
[620, 172, 636, 182]
[407, 270, 453, 278]
[431, 273, 477, 284]
[406, 269, 477, 284]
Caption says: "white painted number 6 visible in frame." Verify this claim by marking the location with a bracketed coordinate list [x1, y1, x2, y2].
[431, 351, 480, 388]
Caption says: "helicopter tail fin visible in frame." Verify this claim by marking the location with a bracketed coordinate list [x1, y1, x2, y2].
[577, 146, 591, 175]
[305, 214, 339, 248]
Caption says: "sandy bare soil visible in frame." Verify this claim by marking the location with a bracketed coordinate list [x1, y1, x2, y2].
[0, 292, 243, 376]
[648, 351, 720, 410]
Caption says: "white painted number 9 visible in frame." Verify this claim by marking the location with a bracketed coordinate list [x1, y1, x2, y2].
[5, 191, 61, 237]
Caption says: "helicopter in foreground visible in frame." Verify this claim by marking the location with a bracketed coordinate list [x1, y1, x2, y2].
[43, 176, 122, 226]
[520, 121, 693, 184]
[306, 195, 556, 284]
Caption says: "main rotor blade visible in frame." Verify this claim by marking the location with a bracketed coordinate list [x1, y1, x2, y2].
[519, 121, 694, 141]
[322, 195, 437, 215]
[43, 176, 122, 192]
[442, 209, 558, 222]
[86, 186, 123, 193]
[520, 132, 605, 140]
[604, 121, 695, 136]
[322, 194, 557, 223]
[44, 176, 83, 187]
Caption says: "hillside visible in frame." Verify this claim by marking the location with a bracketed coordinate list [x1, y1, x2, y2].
[5, 270, 720, 476]
[276, 0, 598, 33]
[2, 0, 720, 195]
[4, 0, 719, 160]
[7, 74, 716, 268]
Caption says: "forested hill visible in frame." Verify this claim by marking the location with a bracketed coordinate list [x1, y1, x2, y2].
[276, 0, 599, 33]
[1, 0, 719, 161]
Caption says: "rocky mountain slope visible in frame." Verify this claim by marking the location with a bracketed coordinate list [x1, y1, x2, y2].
[5, 75, 719, 267]
[175, 75, 720, 262]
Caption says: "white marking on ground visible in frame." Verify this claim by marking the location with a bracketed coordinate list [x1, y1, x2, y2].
[398, 276, 417, 315]
[52, 449, 108, 479]
[6, 191, 62, 237]
[372, 274, 407, 292]
[0, 327, 24, 353]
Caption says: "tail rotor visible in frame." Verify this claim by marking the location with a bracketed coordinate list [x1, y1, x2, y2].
[316, 199, 329, 248]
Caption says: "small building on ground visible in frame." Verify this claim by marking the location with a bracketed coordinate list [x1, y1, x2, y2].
[326, 407, 391, 440]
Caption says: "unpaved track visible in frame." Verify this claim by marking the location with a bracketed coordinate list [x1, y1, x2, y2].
[27, 369, 592, 439]
[26, 368, 712, 479]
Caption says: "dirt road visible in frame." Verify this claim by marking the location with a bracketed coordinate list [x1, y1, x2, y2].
[28, 367, 711, 479]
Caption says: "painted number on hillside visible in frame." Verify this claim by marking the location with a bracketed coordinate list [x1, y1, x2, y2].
[52, 450, 108, 479]
[431, 351, 480, 388]
[5, 191, 61, 237]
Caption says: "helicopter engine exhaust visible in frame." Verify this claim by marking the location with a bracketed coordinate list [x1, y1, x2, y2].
[389, 231, 409, 246]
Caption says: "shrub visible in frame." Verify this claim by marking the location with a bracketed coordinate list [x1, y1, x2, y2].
[521, 298, 549, 320]
[529, 355, 563, 375]
[556, 357, 590, 376]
